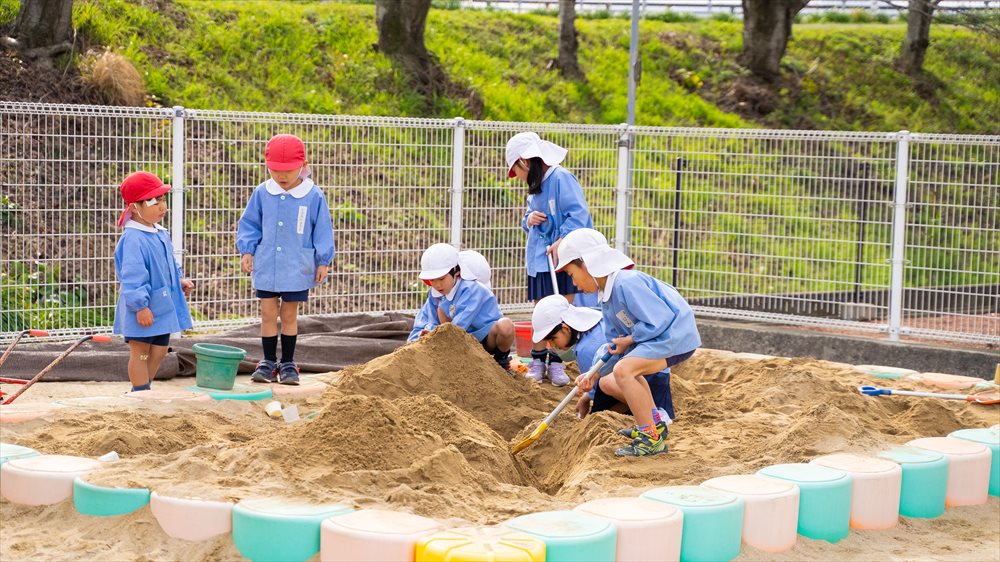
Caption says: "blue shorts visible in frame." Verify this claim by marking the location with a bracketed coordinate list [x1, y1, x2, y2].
[527, 271, 578, 301]
[256, 289, 309, 302]
[124, 334, 171, 346]
[591, 350, 695, 418]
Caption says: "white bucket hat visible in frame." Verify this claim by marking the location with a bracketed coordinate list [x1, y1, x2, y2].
[555, 228, 634, 278]
[531, 295, 603, 343]
[419, 243, 460, 280]
[458, 250, 492, 290]
[505, 132, 568, 178]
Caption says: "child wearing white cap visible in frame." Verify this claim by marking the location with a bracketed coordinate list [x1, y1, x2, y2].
[531, 294, 675, 418]
[408, 243, 515, 373]
[506, 131, 594, 385]
[554, 228, 701, 457]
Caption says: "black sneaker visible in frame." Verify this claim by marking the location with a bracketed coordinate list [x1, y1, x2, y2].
[278, 362, 300, 386]
[251, 359, 278, 383]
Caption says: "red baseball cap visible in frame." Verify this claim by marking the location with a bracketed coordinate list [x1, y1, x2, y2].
[265, 134, 307, 171]
[117, 171, 171, 227]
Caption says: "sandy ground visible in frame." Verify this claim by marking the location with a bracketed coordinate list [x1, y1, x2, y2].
[1, 324, 998, 561]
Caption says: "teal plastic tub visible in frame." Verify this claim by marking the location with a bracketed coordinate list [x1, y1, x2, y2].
[877, 446, 949, 518]
[232, 499, 353, 562]
[0, 443, 39, 466]
[192, 343, 246, 391]
[73, 477, 150, 516]
[503, 510, 617, 562]
[640, 485, 744, 562]
[187, 383, 272, 401]
[758, 463, 852, 543]
[949, 428, 1000, 497]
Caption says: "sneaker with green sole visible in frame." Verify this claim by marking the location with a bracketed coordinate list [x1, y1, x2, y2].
[617, 421, 669, 440]
[614, 430, 668, 457]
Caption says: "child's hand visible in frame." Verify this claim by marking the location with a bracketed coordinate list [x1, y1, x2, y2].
[610, 335, 633, 354]
[576, 395, 591, 419]
[526, 211, 548, 227]
[181, 278, 195, 295]
[137, 307, 154, 327]
[240, 254, 253, 273]
[576, 372, 596, 392]
[315, 265, 329, 284]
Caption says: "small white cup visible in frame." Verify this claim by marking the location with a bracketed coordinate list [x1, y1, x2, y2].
[265, 401, 282, 419]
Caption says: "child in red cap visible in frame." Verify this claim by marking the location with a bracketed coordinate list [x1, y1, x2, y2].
[236, 134, 335, 385]
[112, 171, 194, 392]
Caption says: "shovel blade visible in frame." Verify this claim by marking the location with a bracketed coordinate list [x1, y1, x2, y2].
[511, 422, 549, 455]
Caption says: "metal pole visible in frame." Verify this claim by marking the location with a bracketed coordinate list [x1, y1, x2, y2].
[853, 162, 870, 303]
[626, 0, 641, 127]
[888, 131, 910, 342]
[450, 117, 465, 249]
[614, 126, 630, 253]
[170, 106, 185, 266]
[672, 157, 685, 287]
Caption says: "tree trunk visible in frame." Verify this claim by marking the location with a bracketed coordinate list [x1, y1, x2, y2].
[898, 0, 935, 76]
[556, 0, 583, 78]
[12, 0, 73, 51]
[740, 0, 809, 82]
[374, 0, 444, 94]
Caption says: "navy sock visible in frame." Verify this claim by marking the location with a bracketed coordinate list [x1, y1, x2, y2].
[262, 336, 278, 362]
[280, 333, 297, 363]
[131, 383, 151, 392]
[530, 350, 548, 362]
[546, 351, 563, 364]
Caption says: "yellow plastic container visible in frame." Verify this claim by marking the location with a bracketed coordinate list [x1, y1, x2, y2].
[416, 526, 545, 562]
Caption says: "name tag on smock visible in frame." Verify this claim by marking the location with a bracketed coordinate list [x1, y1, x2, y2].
[616, 310, 635, 328]
[296, 206, 308, 234]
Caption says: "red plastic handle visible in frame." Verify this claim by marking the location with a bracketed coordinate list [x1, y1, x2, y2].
[28, 329, 49, 337]
[90, 335, 112, 343]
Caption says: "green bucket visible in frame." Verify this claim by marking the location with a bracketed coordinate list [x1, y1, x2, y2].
[192, 343, 247, 391]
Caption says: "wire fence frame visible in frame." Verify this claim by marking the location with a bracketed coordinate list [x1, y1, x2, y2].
[2, 102, 998, 346]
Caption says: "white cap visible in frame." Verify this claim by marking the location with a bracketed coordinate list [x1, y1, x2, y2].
[505, 132, 568, 178]
[531, 294, 603, 343]
[458, 250, 492, 291]
[555, 228, 634, 278]
[419, 243, 460, 280]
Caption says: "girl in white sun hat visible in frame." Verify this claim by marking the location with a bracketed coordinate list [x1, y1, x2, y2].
[532, 294, 675, 420]
[408, 243, 515, 373]
[554, 228, 701, 457]
[506, 131, 594, 385]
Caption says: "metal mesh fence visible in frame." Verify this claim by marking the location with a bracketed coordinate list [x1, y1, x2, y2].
[2, 102, 997, 346]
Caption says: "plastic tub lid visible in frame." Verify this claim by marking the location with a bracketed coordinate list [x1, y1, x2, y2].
[702, 474, 797, 495]
[812, 453, 900, 474]
[506, 510, 613, 538]
[575, 497, 679, 521]
[332, 509, 441, 534]
[238, 498, 352, 517]
[642, 485, 741, 507]
[758, 463, 849, 483]
[877, 446, 945, 465]
[908, 437, 990, 456]
[948, 428, 1000, 446]
[7, 454, 102, 473]
[0, 443, 39, 461]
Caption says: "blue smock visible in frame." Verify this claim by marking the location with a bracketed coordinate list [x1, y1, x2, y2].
[407, 278, 502, 342]
[597, 269, 701, 376]
[236, 178, 335, 293]
[113, 221, 193, 337]
[520, 166, 593, 277]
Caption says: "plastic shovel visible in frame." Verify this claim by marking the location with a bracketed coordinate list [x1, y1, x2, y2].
[858, 385, 1000, 405]
[512, 349, 614, 455]
[0, 329, 49, 370]
[547, 250, 560, 296]
[1, 334, 112, 405]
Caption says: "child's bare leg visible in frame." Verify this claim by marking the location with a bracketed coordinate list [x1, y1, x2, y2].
[485, 318, 515, 352]
[127, 341, 153, 388]
[145, 344, 169, 384]
[260, 298, 279, 337]
[279, 301, 299, 336]
[612, 357, 667, 428]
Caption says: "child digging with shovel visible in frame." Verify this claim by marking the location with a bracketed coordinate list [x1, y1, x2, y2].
[554, 228, 701, 457]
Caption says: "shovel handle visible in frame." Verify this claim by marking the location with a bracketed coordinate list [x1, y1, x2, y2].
[546, 249, 559, 296]
[541, 350, 614, 427]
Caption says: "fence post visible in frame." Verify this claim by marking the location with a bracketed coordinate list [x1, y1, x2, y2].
[615, 125, 631, 253]
[888, 130, 910, 342]
[450, 117, 465, 248]
[170, 106, 185, 266]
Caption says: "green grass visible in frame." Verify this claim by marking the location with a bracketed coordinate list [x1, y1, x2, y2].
[2, 0, 996, 132]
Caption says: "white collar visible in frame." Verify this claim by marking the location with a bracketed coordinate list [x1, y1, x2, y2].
[599, 269, 621, 303]
[123, 220, 166, 233]
[264, 178, 314, 199]
[543, 164, 559, 181]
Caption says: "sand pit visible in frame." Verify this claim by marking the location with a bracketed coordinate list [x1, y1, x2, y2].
[2, 323, 998, 561]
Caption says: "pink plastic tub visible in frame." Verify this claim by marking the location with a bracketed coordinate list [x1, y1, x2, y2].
[811, 453, 902, 530]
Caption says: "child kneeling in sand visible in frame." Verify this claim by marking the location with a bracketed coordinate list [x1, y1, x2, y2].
[408, 243, 515, 373]
[531, 294, 675, 419]
[554, 229, 701, 457]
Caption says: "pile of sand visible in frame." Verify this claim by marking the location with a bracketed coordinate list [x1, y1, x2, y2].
[2, 323, 998, 561]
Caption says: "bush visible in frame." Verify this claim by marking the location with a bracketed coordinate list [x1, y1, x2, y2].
[80, 50, 147, 106]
